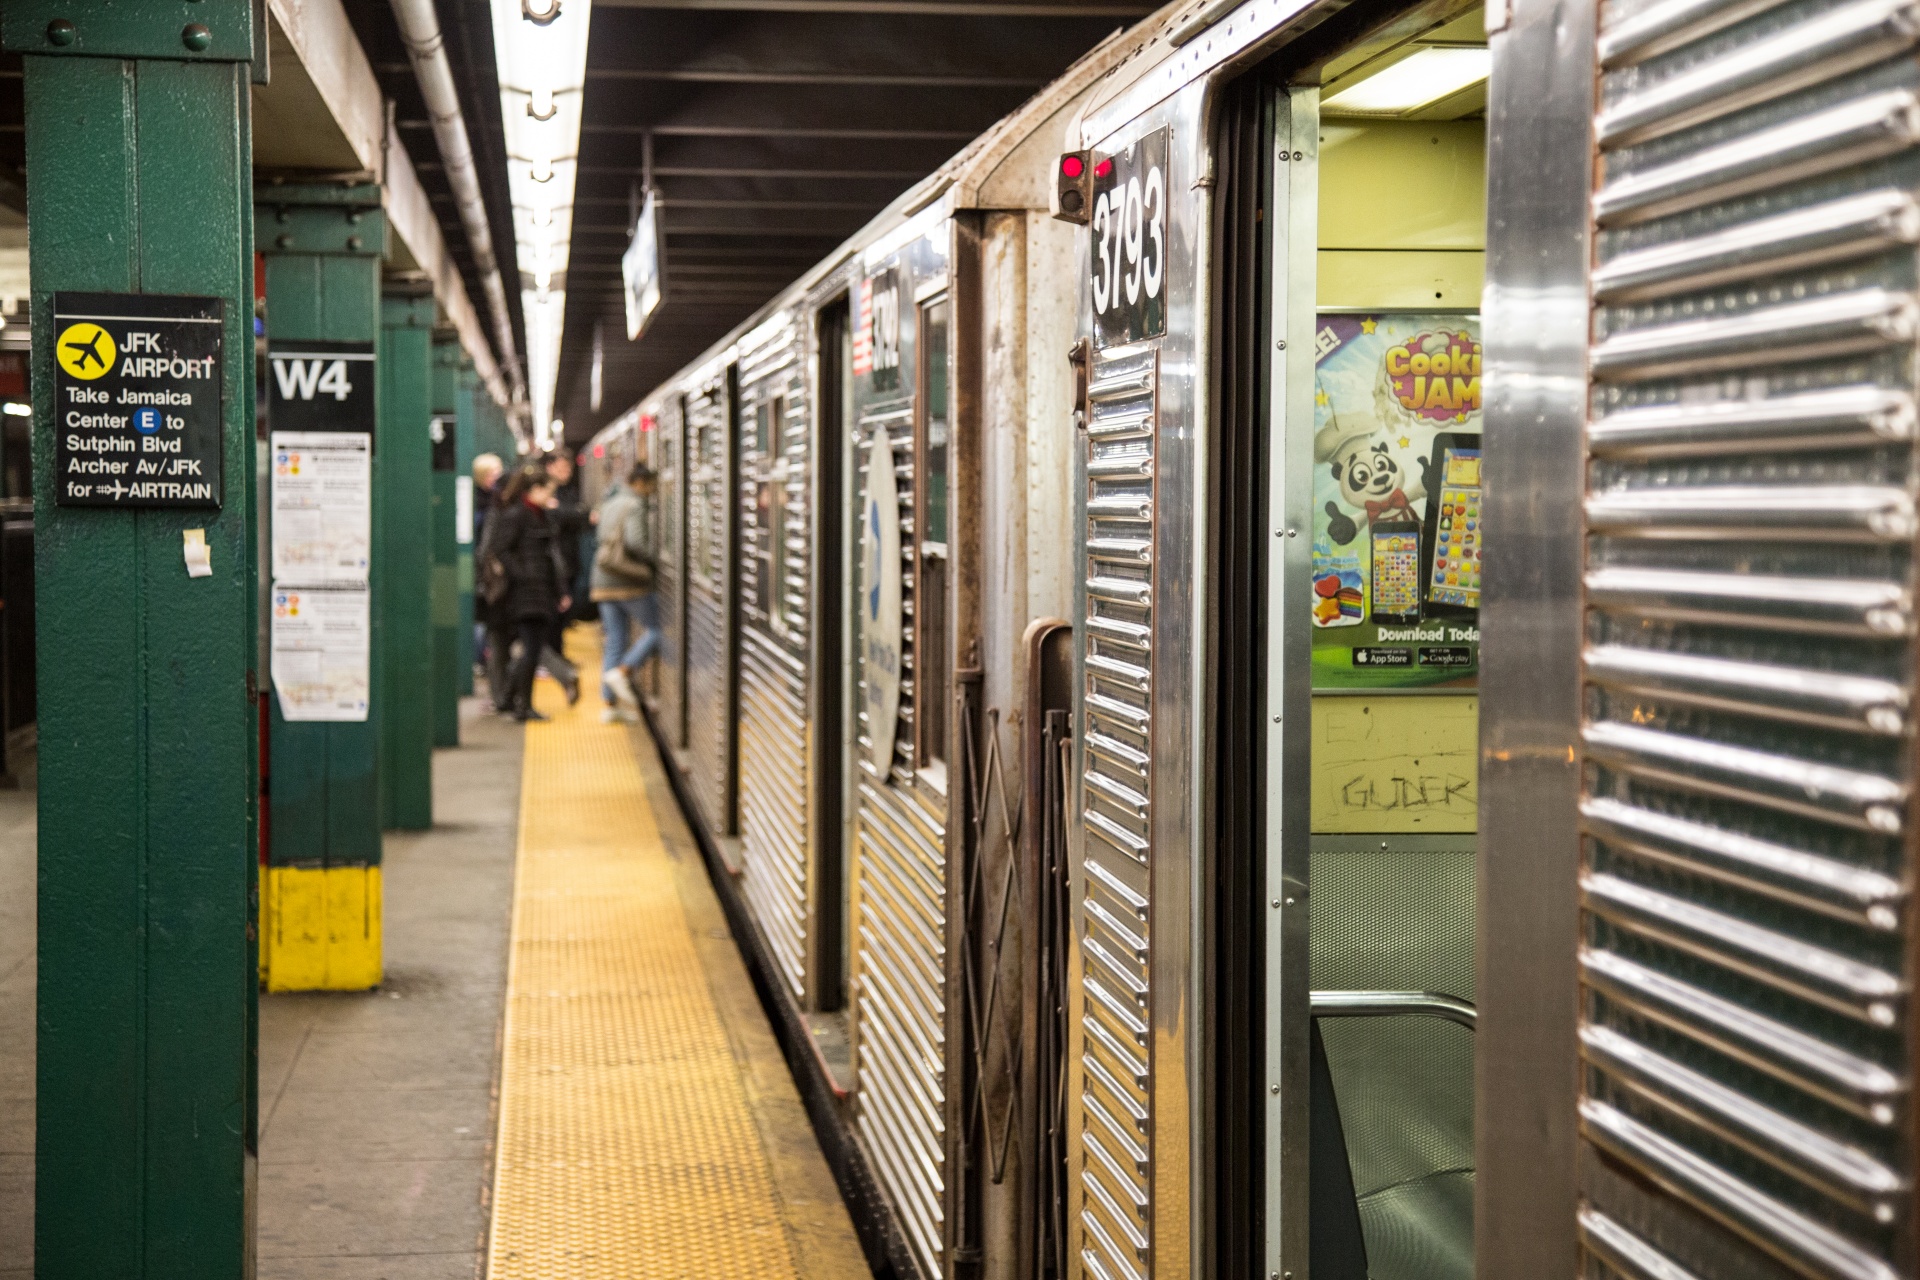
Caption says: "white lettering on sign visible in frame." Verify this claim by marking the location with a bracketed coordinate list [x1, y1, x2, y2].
[118, 356, 216, 379]
[1092, 161, 1165, 318]
[272, 357, 355, 402]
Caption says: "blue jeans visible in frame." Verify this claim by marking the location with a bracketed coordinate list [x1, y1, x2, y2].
[598, 595, 659, 701]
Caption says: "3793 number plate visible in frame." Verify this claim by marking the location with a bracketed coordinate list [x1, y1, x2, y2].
[1091, 126, 1169, 349]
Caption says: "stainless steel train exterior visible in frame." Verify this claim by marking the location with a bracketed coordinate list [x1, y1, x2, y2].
[579, 0, 1920, 1275]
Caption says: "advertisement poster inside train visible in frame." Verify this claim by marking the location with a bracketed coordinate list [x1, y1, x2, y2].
[1312, 313, 1482, 690]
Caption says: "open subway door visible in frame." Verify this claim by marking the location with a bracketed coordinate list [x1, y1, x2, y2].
[1481, 0, 1920, 1270]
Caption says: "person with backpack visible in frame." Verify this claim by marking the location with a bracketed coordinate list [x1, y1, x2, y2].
[591, 462, 659, 724]
[477, 465, 581, 721]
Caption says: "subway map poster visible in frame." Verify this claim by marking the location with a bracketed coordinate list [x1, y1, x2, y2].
[1311, 313, 1482, 690]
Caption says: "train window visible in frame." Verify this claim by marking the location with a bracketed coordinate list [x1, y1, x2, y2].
[758, 395, 788, 636]
[918, 297, 951, 783]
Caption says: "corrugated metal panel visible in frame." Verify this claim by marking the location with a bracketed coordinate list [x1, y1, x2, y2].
[1578, 6, 1918, 1276]
[685, 377, 734, 834]
[737, 319, 814, 998]
[851, 404, 950, 1278]
[1078, 346, 1156, 1280]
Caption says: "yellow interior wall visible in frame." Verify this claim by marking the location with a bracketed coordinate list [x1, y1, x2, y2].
[1317, 120, 1486, 309]
[1310, 118, 1486, 833]
[1311, 696, 1479, 833]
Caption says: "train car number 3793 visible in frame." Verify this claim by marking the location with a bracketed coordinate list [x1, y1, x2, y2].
[1091, 126, 1169, 349]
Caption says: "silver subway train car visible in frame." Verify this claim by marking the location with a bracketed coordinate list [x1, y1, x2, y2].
[582, 0, 1920, 1274]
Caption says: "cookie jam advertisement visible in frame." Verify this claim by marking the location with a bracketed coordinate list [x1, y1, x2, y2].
[1312, 313, 1482, 689]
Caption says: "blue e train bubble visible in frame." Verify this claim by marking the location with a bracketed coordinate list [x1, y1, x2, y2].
[134, 408, 161, 435]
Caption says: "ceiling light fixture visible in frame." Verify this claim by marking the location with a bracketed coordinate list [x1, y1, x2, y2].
[1323, 47, 1490, 115]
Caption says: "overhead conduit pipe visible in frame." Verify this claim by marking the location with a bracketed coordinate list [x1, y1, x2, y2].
[389, 0, 527, 406]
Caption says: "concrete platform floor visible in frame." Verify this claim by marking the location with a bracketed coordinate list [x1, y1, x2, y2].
[0, 677, 868, 1280]
[256, 698, 523, 1279]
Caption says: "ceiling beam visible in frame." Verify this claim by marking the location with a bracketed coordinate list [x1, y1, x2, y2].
[586, 68, 1046, 86]
[587, 124, 977, 139]
[592, 0, 1151, 11]
[581, 165, 927, 178]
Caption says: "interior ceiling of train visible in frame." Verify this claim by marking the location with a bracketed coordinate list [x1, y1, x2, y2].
[554, 0, 1148, 445]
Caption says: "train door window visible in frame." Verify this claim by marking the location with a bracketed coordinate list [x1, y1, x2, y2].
[1242, 9, 1490, 1280]
[755, 395, 789, 636]
[917, 296, 951, 787]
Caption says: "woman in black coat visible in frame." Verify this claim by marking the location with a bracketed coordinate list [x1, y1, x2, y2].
[479, 466, 574, 721]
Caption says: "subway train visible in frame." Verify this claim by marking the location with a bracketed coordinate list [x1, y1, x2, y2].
[581, 0, 1920, 1276]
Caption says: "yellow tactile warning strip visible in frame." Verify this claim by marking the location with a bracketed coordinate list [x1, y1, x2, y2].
[486, 649, 865, 1278]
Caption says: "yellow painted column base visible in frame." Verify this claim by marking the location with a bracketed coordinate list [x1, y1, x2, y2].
[262, 864, 384, 991]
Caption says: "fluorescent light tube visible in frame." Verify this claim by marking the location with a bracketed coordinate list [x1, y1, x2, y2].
[1324, 47, 1489, 114]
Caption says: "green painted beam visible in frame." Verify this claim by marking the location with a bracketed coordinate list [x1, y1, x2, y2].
[377, 293, 434, 830]
[430, 335, 460, 748]
[17, 25, 260, 1279]
[259, 185, 383, 871]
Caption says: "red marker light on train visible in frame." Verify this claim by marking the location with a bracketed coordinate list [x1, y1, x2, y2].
[1051, 149, 1092, 226]
[593, 444, 605, 458]
[1093, 158, 1113, 178]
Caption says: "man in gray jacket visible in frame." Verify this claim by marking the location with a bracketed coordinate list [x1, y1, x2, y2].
[591, 462, 659, 723]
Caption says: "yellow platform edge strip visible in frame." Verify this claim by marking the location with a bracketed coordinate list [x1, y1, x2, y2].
[485, 670, 810, 1278]
[261, 864, 383, 992]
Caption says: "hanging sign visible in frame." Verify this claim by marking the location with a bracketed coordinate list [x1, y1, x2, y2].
[52, 292, 224, 508]
[1311, 312, 1483, 689]
[863, 425, 904, 775]
[623, 190, 663, 340]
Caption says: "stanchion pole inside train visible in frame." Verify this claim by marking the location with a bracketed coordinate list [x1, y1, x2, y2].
[257, 182, 386, 990]
[3, 1, 264, 1273]
[377, 288, 435, 829]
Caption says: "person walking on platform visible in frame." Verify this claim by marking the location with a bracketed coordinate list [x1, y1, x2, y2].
[471, 452, 506, 680]
[543, 451, 590, 638]
[591, 462, 660, 724]
[478, 465, 580, 721]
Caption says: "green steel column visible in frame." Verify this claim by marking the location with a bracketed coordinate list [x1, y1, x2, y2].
[455, 363, 477, 697]
[429, 334, 460, 747]
[378, 291, 434, 829]
[257, 183, 385, 989]
[6, 3, 261, 1274]
[476, 386, 518, 462]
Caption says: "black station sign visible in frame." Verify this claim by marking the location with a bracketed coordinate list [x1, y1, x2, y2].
[53, 291, 225, 509]
[1091, 126, 1169, 349]
[267, 340, 376, 438]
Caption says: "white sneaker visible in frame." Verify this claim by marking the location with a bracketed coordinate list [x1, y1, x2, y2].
[600, 707, 622, 725]
[605, 664, 639, 711]
[617, 706, 641, 725]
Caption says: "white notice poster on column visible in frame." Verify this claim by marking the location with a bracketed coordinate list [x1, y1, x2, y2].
[272, 585, 371, 722]
[271, 431, 372, 583]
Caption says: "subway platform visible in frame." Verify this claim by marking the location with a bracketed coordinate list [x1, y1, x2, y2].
[0, 648, 867, 1279]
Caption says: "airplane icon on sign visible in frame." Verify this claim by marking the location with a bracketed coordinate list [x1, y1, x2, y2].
[63, 329, 110, 373]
